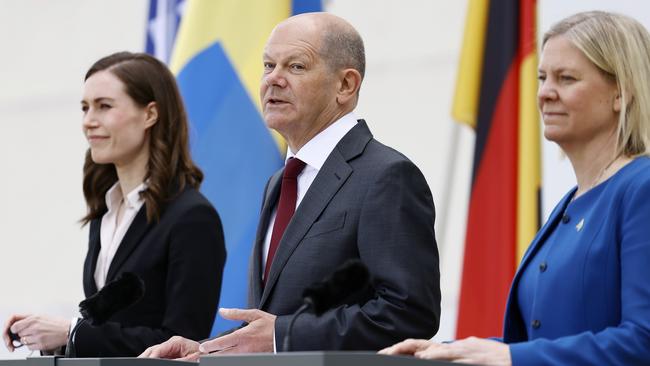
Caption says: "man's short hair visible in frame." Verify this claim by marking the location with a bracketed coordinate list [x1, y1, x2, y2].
[320, 24, 366, 80]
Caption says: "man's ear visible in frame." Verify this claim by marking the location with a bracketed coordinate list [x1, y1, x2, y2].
[144, 102, 159, 129]
[336, 69, 362, 105]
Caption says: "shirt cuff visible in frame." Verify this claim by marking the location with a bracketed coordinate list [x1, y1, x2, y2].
[69, 317, 78, 342]
[272, 328, 277, 353]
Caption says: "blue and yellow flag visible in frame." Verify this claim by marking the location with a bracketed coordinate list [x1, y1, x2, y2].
[169, 0, 321, 335]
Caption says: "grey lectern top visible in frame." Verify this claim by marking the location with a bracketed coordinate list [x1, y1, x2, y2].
[0, 357, 190, 366]
[201, 351, 476, 366]
[1, 352, 479, 366]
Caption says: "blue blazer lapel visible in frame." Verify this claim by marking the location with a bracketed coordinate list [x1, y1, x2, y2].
[105, 206, 153, 282]
[259, 120, 372, 308]
[517, 188, 576, 272]
[503, 187, 576, 341]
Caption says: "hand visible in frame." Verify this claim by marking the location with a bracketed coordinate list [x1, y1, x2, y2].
[381, 337, 511, 366]
[3, 314, 26, 352]
[3, 314, 69, 352]
[139, 336, 201, 361]
[379, 338, 433, 356]
[198, 308, 276, 354]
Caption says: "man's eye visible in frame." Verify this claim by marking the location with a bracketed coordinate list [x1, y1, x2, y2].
[291, 64, 305, 70]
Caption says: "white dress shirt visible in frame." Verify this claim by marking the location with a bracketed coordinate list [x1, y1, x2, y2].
[94, 182, 147, 289]
[261, 112, 358, 276]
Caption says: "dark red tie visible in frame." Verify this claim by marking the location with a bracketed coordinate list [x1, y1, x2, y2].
[264, 157, 306, 283]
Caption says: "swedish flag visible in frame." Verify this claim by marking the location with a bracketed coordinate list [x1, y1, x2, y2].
[169, 0, 321, 335]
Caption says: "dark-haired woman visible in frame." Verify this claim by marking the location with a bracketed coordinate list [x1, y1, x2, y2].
[2, 52, 226, 357]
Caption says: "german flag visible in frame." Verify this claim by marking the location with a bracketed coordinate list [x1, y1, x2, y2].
[453, 0, 540, 338]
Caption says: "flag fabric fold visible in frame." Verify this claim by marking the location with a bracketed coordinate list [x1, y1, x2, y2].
[165, 0, 321, 335]
[453, 0, 541, 339]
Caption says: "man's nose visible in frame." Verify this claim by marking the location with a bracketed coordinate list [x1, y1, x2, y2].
[264, 68, 287, 88]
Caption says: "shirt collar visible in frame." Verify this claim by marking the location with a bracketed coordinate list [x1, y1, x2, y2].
[104, 181, 147, 211]
[287, 112, 358, 171]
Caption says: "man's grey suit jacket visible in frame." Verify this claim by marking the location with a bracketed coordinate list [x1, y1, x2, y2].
[249, 120, 441, 351]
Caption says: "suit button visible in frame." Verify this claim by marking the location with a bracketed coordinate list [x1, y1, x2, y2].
[561, 214, 571, 224]
[539, 262, 547, 272]
[532, 319, 541, 329]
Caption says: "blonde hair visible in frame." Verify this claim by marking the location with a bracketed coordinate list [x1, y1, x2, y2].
[543, 11, 650, 157]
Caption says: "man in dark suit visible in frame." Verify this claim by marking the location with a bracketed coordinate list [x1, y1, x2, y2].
[141, 12, 439, 359]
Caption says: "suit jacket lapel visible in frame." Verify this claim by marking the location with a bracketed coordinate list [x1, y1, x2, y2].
[105, 206, 153, 282]
[250, 172, 282, 306]
[259, 120, 372, 308]
[84, 219, 102, 295]
[516, 188, 576, 274]
[503, 187, 576, 341]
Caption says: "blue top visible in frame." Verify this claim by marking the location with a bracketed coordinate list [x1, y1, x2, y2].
[503, 156, 650, 365]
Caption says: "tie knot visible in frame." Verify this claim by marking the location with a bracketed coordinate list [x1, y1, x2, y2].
[284, 158, 306, 179]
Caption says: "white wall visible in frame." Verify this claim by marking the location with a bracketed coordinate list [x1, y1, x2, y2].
[1, 0, 649, 359]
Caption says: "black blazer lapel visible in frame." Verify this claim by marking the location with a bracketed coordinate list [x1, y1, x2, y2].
[259, 121, 372, 307]
[105, 206, 153, 282]
[84, 219, 102, 296]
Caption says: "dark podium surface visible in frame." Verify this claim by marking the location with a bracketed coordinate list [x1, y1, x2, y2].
[0, 358, 189, 366]
[0, 353, 478, 366]
[201, 352, 471, 365]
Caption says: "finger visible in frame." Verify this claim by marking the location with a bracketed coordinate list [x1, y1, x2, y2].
[379, 339, 431, 355]
[138, 346, 154, 358]
[7, 314, 29, 334]
[415, 344, 457, 361]
[452, 357, 477, 364]
[2, 317, 13, 347]
[11, 316, 37, 335]
[148, 345, 167, 359]
[1, 324, 10, 351]
[3, 334, 15, 352]
[218, 308, 262, 323]
[198, 334, 238, 354]
[176, 351, 202, 362]
[212, 344, 240, 355]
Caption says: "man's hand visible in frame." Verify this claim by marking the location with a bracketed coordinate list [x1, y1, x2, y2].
[199, 308, 276, 354]
[139, 336, 201, 361]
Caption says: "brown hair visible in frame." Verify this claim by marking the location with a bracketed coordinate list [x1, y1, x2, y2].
[81, 51, 203, 225]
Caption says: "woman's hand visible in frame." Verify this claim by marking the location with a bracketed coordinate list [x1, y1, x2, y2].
[3, 314, 69, 352]
[380, 337, 512, 366]
[379, 338, 433, 356]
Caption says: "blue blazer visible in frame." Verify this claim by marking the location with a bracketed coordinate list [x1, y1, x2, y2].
[503, 157, 650, 365]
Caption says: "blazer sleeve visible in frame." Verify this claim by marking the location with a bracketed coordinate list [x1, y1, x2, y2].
[509, 178, 650, 365]
[274, 159, 441, 350]
[74, 202, 226, 357]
